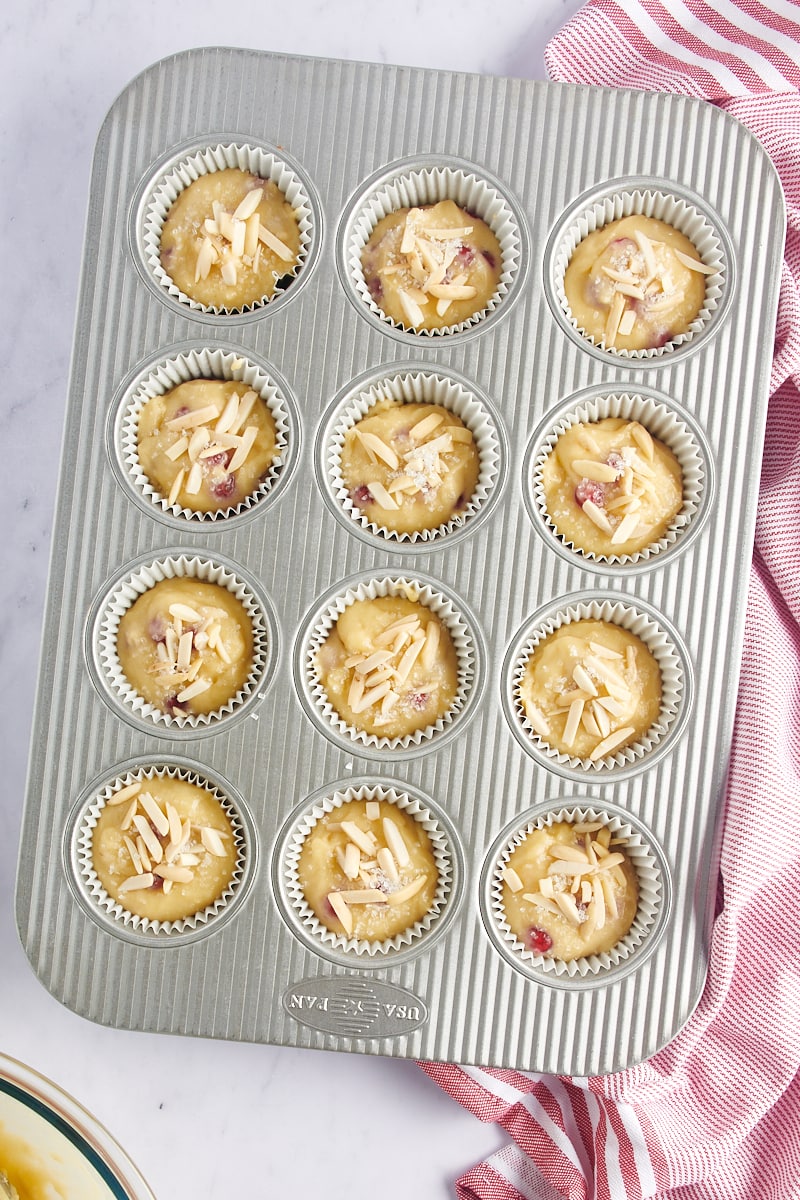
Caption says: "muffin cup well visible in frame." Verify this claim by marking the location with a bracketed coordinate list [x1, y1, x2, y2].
[338, 156, 527, 341]
[503, 593, 691, 780]
[110, 344, 297, 527]
[319, 364, 505, 548]
[545, 179, 730, 362]
[273, 778, 462, 964]
[64, 757, 256, 945]
[136, 139, 319, 318]
[480, 801, 670, 985]
[524, 387, 712, 571]
[295, 573, 485, 759]
[86, 551, 277, 737]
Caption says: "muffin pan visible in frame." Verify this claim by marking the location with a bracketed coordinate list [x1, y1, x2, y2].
[17, 49, 784, 1075]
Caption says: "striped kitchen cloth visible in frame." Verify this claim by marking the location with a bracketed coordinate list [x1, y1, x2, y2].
[421, 3, 800, 1198]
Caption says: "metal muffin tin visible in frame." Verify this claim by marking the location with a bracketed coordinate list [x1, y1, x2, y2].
[17, 48, 784, 1075]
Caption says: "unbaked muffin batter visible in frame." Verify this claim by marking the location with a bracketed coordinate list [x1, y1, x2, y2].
[117, 577, 253, 716]
[361, 200, 502, 330]
[519, 619, 662, 760]
[340, 399, 479, 533]
[159, 167, 301, 308]
[564, 214, 712, 351]
[297, 798, 438, 941]
[541, 417, 683, 556]
[315, 594, 459, 738]
[137, 379, 279, 513]
[501, 820, 639, 960]
[92, 776, 237, 923]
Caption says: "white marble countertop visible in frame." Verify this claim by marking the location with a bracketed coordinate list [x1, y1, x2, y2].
[0, 2, 585, 1195]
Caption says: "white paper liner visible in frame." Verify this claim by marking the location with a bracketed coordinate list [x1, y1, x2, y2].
[345, 163, 522, 337]
[282, 782, 453, 957]
[117, 347, 292, 523]
[75, 762, 248, 938]
[94, 554, 270, 731]
[489, 805, 663, 979]
[509, 598, 685, 774]
[530, 391, 707, 566]
[551, 186, 726, 359]
[326, 369, 502, 544]
[142, 142, 314, 315]
[304, 576, 477, 751]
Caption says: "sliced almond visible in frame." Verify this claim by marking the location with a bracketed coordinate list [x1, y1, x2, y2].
[502, 866, 524, 893]
[108, 781, 142, 806]
[327, 891, 353, 935]
[382, 817, 410, 867]
[387, 875, 426, 906]
[341, 821, 377, 857]
[118, 872, 155, 894]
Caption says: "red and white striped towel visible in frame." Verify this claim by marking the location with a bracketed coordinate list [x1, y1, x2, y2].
[422, 4, 800, 1197]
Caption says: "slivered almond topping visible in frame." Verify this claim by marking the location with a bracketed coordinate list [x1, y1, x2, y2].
[572, 458, 620, 483]
[341, 821, 378, 857]
[377, 846, 400, 883]
[166, 404, 220, 430]
[582, 499, 613, 533]
[200, 826, 227, 857]
[227, 424, 258, 472]
[338, 888, 388, 905]
[563, 698, 584, 748]
[549, 843, 590, 864]
[328, 891, 353, 935]
[108, 781, 142, 806]
[154, 863, 194, 884]
[589, 725, 637, 761]
[502, 866, 524, 893]
[354, 429, 399, 469]
[119, 872, 156, 893]
[382, 817, 410, 867]
[233, 187, 263, 222]
[387, 875, 427, 906]
[123, 835, 144, 875]
[138, 790, 171, 837]
[364, 479, 398, 509]
[365, 801, 381, 821]
[674, 248, 715, 274]
[618, 309, 637, 337]
[342, 842, 361, 879]
[409, 411, 445, 440]
[176, 678, 212, 703]
[611, 511, 642, 545]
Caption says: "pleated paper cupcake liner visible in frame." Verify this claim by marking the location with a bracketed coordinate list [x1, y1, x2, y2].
[546, 180, 729, 361]
[321, 365, 504, 547]
[66, 757, 255, 944]
[296, 573, 483, 757]
[139, 140, 318, 316]
[503, 593, 691, 779]
[275, 779, 460, 962]
[481, 801, 669, 984]
[112, 345, 296, 525]
[339, 156, 526, 340]
[525, 387, 712, 569]
[88, 551, 275, 736]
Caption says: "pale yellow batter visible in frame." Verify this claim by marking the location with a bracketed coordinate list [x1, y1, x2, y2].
[564, 214, 710, 351]
[315, 594, 459, 738]
[137, 379, 279, 513]
[519, 619, 662, 761]
[501, 820, 639, 960]
[91, 776, 237, 923]
[361, 200, 502, 330]
[340, 400, 479, 533]
[297, 798, 438, 941]
[541, 417, 683, 556]
[117, 577, 253, 717]
[160, 167, 301, 308]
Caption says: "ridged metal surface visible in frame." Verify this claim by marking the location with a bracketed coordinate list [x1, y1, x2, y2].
[17, 48, 784, 1074]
